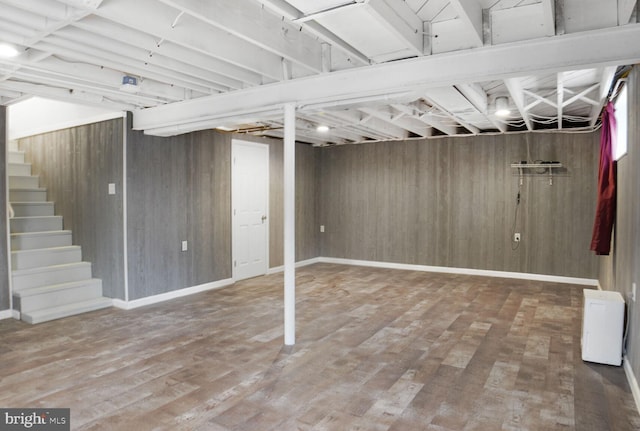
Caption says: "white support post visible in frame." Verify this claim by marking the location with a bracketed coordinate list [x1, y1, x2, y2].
[283, 102, 296, 346]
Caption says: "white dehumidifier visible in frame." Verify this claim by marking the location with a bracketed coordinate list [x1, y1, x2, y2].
[581, 289, 625, 366]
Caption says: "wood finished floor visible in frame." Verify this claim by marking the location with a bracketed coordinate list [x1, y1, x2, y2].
[0, 263, 639, 430]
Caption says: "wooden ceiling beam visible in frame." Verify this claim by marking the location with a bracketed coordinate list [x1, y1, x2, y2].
[135, 24, 640, 135]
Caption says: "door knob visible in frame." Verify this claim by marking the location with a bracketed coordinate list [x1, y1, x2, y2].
[261, 215, 267, 223]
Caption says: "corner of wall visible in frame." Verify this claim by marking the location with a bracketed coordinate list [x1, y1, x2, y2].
[624, 356, 640, 415]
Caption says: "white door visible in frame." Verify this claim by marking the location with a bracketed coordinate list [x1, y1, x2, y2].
[232, 141, 269, 280]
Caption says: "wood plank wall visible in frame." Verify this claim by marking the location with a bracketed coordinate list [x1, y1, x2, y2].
[126, 128, 318, 300]
[17, 118, 125, 299]
[601, 66, 640, 386]
[319, 131, 600, 279]
[126, 126, 231, 300]
[0, 106, 8, 310]
[267, 137, 319, 267]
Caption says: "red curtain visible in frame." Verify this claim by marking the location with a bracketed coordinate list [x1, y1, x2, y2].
[590, 102, 617, 255]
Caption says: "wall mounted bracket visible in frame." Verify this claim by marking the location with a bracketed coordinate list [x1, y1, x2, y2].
[511, 162, 563, 185]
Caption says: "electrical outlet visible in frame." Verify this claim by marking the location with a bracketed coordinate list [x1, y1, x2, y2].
[320, 225, 325, 233]
[514, 233, 521, 242]
[633, 282, 637, 302]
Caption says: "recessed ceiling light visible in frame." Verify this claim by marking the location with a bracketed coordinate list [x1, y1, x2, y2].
[495, 96, 510, 117]
[0, 43, 19, 58]
[316, 125, 329, 133]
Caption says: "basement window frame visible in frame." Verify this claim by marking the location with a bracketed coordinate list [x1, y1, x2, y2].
[614, 84, 628, 161]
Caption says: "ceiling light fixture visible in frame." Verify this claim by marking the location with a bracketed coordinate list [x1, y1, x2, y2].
[0, 43, 19, 58]
[495, 96, 510, 117]
[316, 125, 329, 133]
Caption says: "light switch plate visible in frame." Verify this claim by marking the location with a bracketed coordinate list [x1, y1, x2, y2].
[108, 183, 116, 195]
[181, 240, 188, 251]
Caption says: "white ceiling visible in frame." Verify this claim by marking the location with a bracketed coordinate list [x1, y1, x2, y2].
[0, 0, 638, 145]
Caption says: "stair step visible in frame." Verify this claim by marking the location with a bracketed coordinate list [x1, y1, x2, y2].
[10, 216, 63, 233]
[8, 151, 25, 163]
[8, 141, 19, 152]
[8, 162, 32, 176]
[11, 202, 55, 217]
[14, 279, 103, 313]
[9, 188, 47, 202]
[12, 246, 82, 270]
[11, 230, 72, 251]
[9, 175, 39, 188]
[20, 297, 112, 324]
[12, 262, 91, 291]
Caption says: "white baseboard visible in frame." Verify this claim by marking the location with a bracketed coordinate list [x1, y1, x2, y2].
[112, 258, 320, 310]
[267, 257, 322, 275]
[0, 309, 20, 320]
[316, 257, 599, 286]
[113, 278, 234, 310]
[111, 257, 597, 310]
[624, 355, 640, 415]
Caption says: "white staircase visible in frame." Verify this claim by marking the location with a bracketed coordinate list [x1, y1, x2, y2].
[8, 144, 112, 324]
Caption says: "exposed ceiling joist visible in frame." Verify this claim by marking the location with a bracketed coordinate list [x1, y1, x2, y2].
[455, 83, 507, 132]
[541, 0, 556, 36]
[293, 2, 363, 23]
[51, 27, 231, 92]
[557, 72, 564, 128]
[135, 24, 640, 134]
[257, 0, 370, 65]
[0, 0, 636, 143]
[418, 112, 458, 136]
[0, 79, 137, 110]
[448, 0, 484, 47]
[425, 94, 479, 134]
[618, 0, 637, 24]
[359, 106, 430, 138]
[158, 0, 325, 74]
[328, 109, 409, 140]
[71, 17, 257, 87]
[86, 0, 286, 80]
[1, 0, 73, 21]
[56, 0, 104, 8]
[364, 0, 424, 56]
[297, 112, 367, 143]
[34, 39, 209, 99]
[2, 53, 188, 102]
[504, 78, 533, 131]
[590, 65, 618, 126]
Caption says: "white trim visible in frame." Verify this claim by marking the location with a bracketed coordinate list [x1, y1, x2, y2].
[122, 113, 129, 302]
[267, 257, 322, 275]
[317, 257, 599, 286]
[10, 112, 124, 140]
[112, 278, 234, 310]
[624, 355, 640, 415]
[5, 107, 13, 314]
[0, 309, 19, 320]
